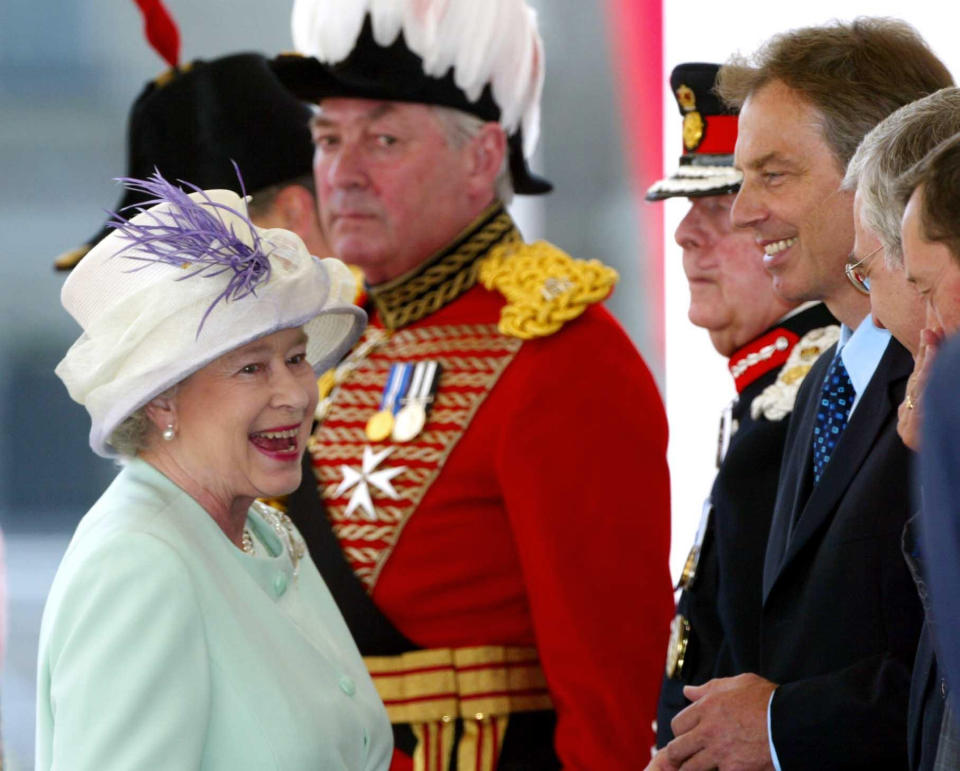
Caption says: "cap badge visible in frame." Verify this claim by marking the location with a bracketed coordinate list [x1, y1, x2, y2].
[676, 83, 705, 152]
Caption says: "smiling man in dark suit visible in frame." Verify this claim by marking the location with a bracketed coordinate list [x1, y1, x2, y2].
[646, 62, 836, 751]
[654, 19, 953, 771]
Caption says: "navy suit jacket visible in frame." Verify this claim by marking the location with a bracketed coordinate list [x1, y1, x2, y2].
[903, 512, 948, 771]
[920, 334, 960, 708]
[762, 336, 922, 769]
[908, 622, 946, 770]
[656, 305, 837, 747]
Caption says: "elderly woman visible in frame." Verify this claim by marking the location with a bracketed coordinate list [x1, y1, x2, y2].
[37, 174, 392, 769]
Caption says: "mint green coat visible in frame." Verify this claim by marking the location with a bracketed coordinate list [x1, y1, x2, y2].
[36, 459, 392, 770]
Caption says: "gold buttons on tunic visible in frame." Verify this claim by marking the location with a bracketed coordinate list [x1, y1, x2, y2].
[665, 615, 691, 679]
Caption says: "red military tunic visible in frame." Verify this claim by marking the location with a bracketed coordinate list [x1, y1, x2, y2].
[293, 204, 673, 770]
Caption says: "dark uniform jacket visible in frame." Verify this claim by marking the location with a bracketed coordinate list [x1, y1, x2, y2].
[657, 303, 836, 746]
[762, 336, 922, 769]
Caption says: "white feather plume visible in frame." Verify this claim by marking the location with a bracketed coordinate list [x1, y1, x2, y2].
[290, 0, 544, 157]
[369, 0, 406, 47]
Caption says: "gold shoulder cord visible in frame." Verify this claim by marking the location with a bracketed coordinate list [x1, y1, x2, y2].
[477, 241, 618, 340]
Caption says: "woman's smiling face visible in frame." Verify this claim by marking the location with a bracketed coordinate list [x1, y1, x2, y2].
[164, 326, 318, 509]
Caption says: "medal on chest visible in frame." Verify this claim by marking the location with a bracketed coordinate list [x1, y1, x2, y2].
[365, 363, 413, 442]
[363, 361, 443, 444]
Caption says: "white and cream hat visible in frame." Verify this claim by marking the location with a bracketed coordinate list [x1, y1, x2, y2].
[56, 175, 366, 458]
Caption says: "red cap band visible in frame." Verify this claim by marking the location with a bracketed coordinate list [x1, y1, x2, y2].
[684, 114, 738, 157]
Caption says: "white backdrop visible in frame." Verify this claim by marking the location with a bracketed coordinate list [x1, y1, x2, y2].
[662, 2, 960, 580]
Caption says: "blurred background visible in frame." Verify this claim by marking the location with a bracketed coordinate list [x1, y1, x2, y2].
[1, 0, 958, 766]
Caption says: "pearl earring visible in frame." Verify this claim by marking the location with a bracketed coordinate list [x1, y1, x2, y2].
[162, 424, 176, 441]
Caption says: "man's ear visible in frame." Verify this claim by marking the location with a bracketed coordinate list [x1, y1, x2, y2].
[465, 123, 508, 197]
[273, 185, 317, 233]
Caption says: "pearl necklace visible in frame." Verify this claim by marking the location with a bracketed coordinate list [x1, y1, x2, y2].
[241, 527, 256, 556]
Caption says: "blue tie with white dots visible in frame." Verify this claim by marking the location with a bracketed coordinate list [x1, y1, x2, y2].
[812, 354, 855, 484]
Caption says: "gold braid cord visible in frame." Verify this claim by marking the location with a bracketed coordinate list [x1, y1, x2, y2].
[370, 207, 519, 330]
[365, 645, 551, 771]
[477, 240, 619, 339]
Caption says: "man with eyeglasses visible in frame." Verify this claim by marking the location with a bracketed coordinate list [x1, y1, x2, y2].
[841, 217, 924, 361]
[842, 92, 960, 768]
[839, 90, 960, 455]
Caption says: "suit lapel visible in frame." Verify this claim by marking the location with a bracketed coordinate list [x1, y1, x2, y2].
[762, 355, 823, 599]
[763, 338, 911, 602]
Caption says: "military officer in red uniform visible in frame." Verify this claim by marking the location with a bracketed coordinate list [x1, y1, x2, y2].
[275, 0, 673, 768]
[646, 63, 836, 749]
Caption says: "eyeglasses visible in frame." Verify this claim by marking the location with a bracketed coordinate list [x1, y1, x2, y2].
[844, 245, 883, 294]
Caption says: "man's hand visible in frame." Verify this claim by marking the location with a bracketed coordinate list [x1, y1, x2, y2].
[659, 673, 776, 771]
[898, 326, 944, 450]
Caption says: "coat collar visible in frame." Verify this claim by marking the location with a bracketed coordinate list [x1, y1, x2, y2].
[367, 202, 520, 330]
[728, 303, 836, 395]
[120, 458, 296, 599]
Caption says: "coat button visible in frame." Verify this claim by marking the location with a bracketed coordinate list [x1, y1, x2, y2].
[273, 572, 288, 596]
[339, 674, 356, 696]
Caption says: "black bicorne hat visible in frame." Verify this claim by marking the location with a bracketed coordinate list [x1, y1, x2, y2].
[646, 62, 742, 201]
[274, 14, 552, 196]
[54, 52, 316, 270]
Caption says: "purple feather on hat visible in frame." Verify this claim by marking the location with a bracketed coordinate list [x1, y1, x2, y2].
[106, 165, 271, 335]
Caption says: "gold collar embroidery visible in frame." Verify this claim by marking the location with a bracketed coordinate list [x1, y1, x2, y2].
[368, 203, 520, 330]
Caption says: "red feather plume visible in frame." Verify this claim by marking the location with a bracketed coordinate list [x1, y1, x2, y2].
[134, 0, 181, 68]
